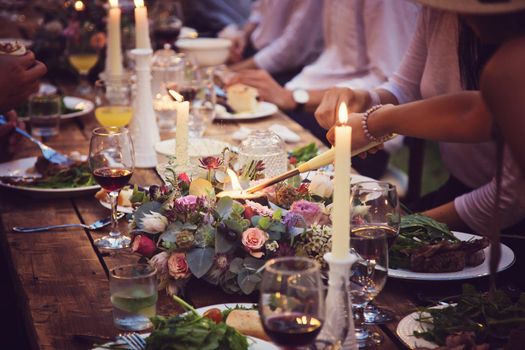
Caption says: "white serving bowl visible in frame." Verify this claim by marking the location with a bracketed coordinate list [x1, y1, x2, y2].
[175, 38, 232, 66]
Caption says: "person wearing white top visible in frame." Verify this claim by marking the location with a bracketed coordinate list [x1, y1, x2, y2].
[229, 0, 419, 113]
[222, 0, 323, 78]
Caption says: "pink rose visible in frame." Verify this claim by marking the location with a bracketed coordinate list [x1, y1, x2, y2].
[131, 235, 157, 257]
[242, 228, 269, 258]
[167, 253, 191, 279]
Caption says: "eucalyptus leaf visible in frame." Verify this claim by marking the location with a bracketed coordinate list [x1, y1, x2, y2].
[186, 248, 215, 278]
[215, 231, 236, 253]
[225, 219, 244, 234]
[243, 256, 265, 271]
[237, 269, 260, 295]
[216, 196, 233, 218]
[229, 258, 244, 274]
[258, 216, 271, 230]
[159, 223, 179, 243]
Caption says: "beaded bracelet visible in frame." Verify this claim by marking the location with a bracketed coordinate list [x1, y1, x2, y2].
[361, 104, 392, 143]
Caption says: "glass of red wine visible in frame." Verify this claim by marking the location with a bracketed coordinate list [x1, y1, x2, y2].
[89, 127, 134, 249]
[259, 257, 325, 349]
[351, 181, 399, 326]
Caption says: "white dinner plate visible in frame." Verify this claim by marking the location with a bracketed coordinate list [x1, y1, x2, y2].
[215, 102, 278, 121]
[0, 157, 99, 198]
[155, 137, 232, 158]
[61, 96, 95, 119]
[388, 231, 515, 281]
[396, 305, 448, 349]
[0, 37, 33, 47]
[17, 96, 94, 121]
[92, 303, 278, 350]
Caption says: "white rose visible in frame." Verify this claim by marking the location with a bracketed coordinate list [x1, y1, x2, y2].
[309, 173, 334, 198]
[141, 211, 169, 233]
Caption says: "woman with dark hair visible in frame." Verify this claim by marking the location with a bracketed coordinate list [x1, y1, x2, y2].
[314, 1, 525, 238]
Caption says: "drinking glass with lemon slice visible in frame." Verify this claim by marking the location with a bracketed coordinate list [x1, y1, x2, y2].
[94, 78, 133, 127]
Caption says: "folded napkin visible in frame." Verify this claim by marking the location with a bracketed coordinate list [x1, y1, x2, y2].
[232, 124, 301, 143]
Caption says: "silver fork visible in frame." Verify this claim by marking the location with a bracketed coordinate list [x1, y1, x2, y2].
[0, 115, 73, 166]
[118, 333, 146, 350]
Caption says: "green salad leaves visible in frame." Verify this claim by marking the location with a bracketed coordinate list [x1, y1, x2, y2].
[145, 296, 249, 350]
[390, 214, 459, 269]
[415, 284, 525, 347]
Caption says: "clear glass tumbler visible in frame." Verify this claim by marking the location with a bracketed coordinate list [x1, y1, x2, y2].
[110, 264, 157, 331]
[29, 92, 61, 138]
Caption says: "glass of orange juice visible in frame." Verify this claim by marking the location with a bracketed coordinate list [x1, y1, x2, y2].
[94, 78, 133, 127]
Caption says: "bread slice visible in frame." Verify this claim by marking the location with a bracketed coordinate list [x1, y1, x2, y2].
[225, 309, 270, 341]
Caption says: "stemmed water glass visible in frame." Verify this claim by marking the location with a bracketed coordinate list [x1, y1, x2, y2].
[259, 257, 325, 349]
[89, 127, 134, 249]
[94, 78, 133, 127]
[66, 21, 100, 95]
[349, 230, 389, 348]
[351, 181, 399, 328]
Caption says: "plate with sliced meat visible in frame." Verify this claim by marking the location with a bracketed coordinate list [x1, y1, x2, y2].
[388, 232, 515, 281]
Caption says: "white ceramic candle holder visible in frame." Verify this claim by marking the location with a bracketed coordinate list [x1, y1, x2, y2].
[317, 252, 359, 350]
[129, 48, 160, 168]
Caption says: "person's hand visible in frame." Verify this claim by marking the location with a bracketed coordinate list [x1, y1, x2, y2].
[0, 110, 24, 162]
[219, 25, 246, 64]
[227, 69, 296, 110]
[315, 87, 369, 130]
[326, 112, 383, 159]
[0, 50, 47, 113]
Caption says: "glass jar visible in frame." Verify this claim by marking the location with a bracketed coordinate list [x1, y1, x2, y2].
[151, 45, 186, 131]
[238, 130, 287, 179]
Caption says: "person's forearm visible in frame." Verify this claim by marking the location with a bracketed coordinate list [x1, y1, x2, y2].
[367, 91, 492, 143]
[242, 21, 257, 41]
[229, 57, 258, 72]
[423, 202, 471, 232]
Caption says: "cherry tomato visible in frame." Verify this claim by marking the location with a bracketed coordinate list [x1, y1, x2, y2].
[203, 308, 223, 324]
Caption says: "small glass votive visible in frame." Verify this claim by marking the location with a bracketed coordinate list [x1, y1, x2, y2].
[153, 93, 178, 131]
[238, 130, 288, 179]
[29, 90, 61, 137]
[109, 264, 157, 331]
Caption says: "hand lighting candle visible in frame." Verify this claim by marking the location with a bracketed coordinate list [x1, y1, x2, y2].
[106, 0, 123, 77]
[134, 0, 151, 49]
[168, 90, 189, 167]
[331, 102, 352, 260]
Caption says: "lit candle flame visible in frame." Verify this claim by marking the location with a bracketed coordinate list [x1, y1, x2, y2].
[227, 169, 243, 191]
[168, 89, 184, 102]
[134, 0, 144, 8]
[338, 102, 348, 124]
[108, 0, 118, 8]
[74, 0, 85, 11]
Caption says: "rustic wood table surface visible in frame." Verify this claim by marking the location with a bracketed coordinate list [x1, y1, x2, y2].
[0, 96, 521, 350]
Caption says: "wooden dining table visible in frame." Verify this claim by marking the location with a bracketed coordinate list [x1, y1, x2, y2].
[0, 94, 521, 350]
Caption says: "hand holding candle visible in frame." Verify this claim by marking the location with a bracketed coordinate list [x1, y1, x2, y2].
[331, 102, 352, 260]
[134, 0, 151, 49]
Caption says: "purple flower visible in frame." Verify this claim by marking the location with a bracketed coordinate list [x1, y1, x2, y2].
[283, 212, 306, 229]
[290, 200, 322, 226]
[199, 156, 223, 170]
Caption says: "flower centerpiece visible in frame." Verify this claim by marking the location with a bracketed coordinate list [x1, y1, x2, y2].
[128, 152, 338, 295]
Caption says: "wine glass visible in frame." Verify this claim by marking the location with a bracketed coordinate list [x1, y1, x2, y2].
[349, 230, 389, 347]
[89, 127, 134, 249]
[259, 257, 325, 349]
[351, 181, 400, 325]
[94, 78, 133, 127]
[67, 20, 100, 95]
[189, 78, 216, 137]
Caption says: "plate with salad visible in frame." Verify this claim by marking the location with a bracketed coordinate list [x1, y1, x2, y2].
[396, 284, 525, 349]
[92, 301, 278, 350]
[0, 155, 99, 198]
[388, 214, 514, 281]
